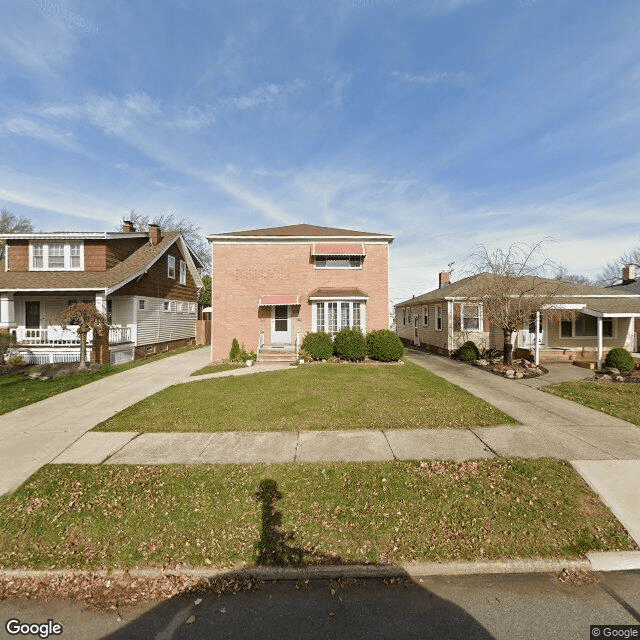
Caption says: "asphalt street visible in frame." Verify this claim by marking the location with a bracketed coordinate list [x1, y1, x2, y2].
[2, 571, 639, 640]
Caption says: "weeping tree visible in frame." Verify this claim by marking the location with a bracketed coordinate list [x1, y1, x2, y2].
[58, 302, 109, 370]
[468, 241, 561, 365]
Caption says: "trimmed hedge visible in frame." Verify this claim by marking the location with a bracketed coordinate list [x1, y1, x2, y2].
[604, 347, 635, 373]
[366, 329, 404, 362]
[302, 331, 333, 360]
[333, 327, 367, 362]
[457, 341, 480, 362]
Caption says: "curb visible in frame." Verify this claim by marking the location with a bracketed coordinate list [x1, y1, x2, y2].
[3, 554, 639, 582]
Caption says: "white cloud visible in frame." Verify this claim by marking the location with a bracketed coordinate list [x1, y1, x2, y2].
[0, 116, 79, 151]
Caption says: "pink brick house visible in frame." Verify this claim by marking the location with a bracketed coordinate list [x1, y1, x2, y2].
[207, 224, 394, 362]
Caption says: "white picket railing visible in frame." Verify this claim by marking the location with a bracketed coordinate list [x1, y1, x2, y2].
[11, 326, 133, 345]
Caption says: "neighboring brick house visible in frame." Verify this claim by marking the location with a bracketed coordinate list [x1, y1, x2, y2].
[396, 272, 640, 365]
[207, 224, 394, 362]
[0, 222, 204, 364]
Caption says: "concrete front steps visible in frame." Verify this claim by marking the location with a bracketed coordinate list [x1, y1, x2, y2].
[257, 346, 299, 364]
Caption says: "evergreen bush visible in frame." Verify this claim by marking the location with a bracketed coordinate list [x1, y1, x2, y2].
[457, 341, 481, 362]
[366, 329, 404, 362]
[604, 347, 635, 373]
[333, 327, 367, 361]
[302, 332, 333, 360]
[229, 338, 240, 361]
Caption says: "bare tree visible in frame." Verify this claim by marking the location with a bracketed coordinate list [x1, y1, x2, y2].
[553, 262, 595, 286]
[595, 242, 640, 286]
[468, 240, 561, 364]
[0, 208, 34, 261]
[119, 211, 209, 271]
[58, 303, 109, 371]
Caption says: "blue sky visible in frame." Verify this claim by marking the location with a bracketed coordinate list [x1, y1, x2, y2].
[1, 0, 639, 303]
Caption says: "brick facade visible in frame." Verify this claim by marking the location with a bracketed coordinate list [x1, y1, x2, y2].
[210, 232, 392, 361]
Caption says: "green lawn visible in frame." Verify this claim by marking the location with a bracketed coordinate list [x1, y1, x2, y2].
[0, 460, 631, 570]
[544, 380, 640, 426]
[0, 345, 205, 416]
[191, 362, 244, 376]
[94, 361, 516, 433]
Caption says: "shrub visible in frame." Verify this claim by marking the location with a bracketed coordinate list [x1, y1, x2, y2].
[229, 338, 240, 361]
[458, 341, 481, 362]
[366, 329, 404, 362]
[229, 338, 256, 363]
[302, 332, 333, 360]
[6, 354, 26, 369]
[604, 347, 635, 373]
[333, 327, 367, 362]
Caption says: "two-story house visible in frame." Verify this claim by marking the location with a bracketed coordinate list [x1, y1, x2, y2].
[207, 224, 394, 362]
[0, 221, 204, 365]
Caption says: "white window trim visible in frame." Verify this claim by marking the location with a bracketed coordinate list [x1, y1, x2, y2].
[460, 303, 482, 332]
[312, 300, 366, 334]
[435, 305, 443, 331]
[167, 255, 176, 279]
[29, 242, 84, 271]
[422, 305, 429, 327]
[314, 256, 363, 270]
[179, 260, 187, 285]
[138, 299, 146, 310]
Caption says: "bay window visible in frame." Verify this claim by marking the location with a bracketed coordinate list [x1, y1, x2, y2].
[313, 300, 365, 335]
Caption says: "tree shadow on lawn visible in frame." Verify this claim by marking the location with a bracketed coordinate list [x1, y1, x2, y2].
[85, 478, 496, 638]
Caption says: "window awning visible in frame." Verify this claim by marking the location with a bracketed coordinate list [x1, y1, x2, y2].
[311, 242, 366, 256]
[308, 288, 369, 301]
[258, 295, 301, 306]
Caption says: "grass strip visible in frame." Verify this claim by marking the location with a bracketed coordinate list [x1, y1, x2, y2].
[0, 345, 205, 416]
[544, 381, 640, 426]
[191, 363, 244, 376]
[0, 460, 633, 571]
[94, 361, 516, 433]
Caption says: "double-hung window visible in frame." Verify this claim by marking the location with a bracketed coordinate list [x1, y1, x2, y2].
[422, 306, 429, 326]
[461, 304, 481, 331]
[179, 260, 186, 284]
[167, 255, 176, 279]
[435, 305, 443, 331]
[30, 242, 84, 270]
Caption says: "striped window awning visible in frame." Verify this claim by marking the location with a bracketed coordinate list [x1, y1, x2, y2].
[258, 295, 301, 306]
[311, 242, 366, 256]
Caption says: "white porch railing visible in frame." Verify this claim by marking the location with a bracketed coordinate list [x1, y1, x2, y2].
[257, 330, 265, 358]
[295, 329, 300, 358]
[11, 326, 133, 346]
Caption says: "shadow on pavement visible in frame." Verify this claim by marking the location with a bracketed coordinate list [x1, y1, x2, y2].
[96, 575, 495, 640]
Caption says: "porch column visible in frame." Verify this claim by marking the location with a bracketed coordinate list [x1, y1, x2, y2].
[94, 293, 106, 315]
[597, 316, 603, 370]
[0, 293, 15, 328]
[534, 310, 540, 366]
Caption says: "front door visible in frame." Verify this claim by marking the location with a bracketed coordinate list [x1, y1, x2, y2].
[25, 301, 40, 328]
[271, 305, 291, 345]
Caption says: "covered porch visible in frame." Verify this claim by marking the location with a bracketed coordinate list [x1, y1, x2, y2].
[516, 301, 640, 368]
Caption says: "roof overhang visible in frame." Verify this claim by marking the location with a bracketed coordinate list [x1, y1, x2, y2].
[582, 309, 640, 318]
[308, 288, 369, 301]
[311, 242, 366, 256]
[258, 295, 301, 306]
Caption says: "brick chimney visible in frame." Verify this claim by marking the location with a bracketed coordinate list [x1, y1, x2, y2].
[439, 271, 450, 288]
[122, 220, 135, 233]
[622, 264, 637, 284]
[148, 224, 161, 246]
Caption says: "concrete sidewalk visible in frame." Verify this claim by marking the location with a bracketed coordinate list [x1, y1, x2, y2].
[0, 348, 289, 495]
